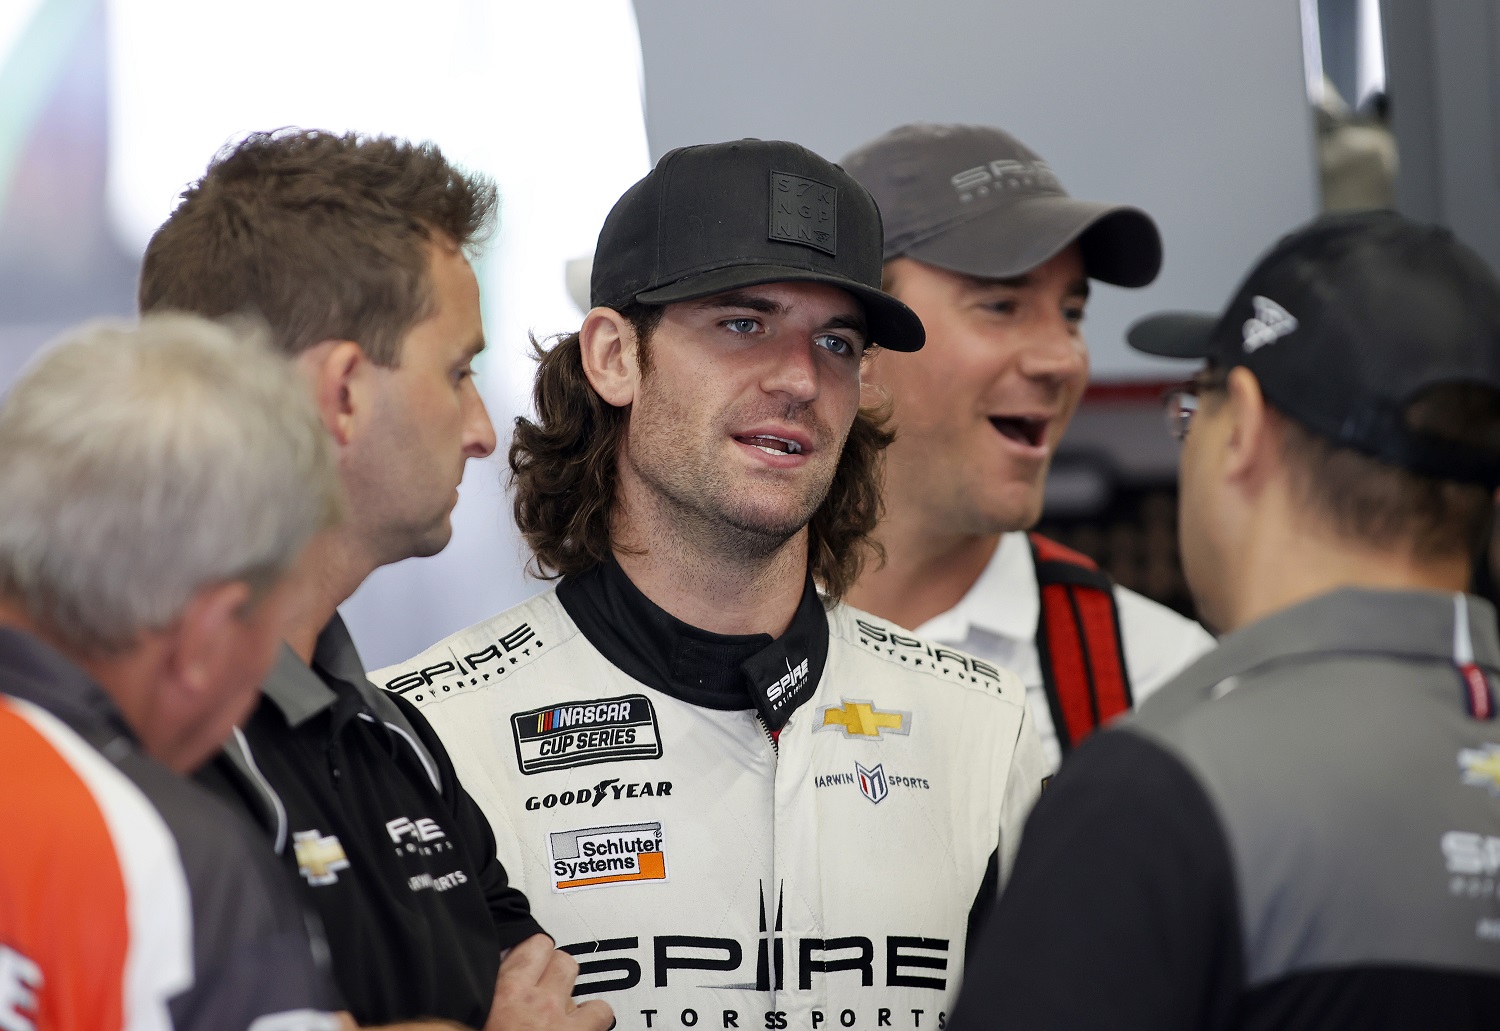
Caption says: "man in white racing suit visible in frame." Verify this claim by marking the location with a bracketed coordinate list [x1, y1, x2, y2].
[374, 138, 1048, 1031]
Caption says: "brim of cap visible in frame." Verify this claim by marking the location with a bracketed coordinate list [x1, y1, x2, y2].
[1125, 312, 1219, 358]
[636, 264, 926, 351]
[899, 197, 1163, 288]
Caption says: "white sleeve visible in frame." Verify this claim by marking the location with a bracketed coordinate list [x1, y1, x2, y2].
[996, 678, 1050, 885]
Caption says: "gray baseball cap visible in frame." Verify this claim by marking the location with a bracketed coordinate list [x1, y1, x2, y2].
[842, 123, 1163, 287]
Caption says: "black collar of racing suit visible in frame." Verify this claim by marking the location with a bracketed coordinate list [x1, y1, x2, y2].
[556, 558, 828, 731]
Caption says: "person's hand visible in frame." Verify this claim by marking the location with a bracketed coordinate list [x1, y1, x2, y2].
[484, 934, 613, 1031]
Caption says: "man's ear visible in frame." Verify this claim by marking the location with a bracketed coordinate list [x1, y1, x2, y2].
[1221, 366, 1273, 486]
[168, 580, 254, 696]
[134, 580, 255, 772]
[296, 340, 370, 446]
[578, 308, 641, 408]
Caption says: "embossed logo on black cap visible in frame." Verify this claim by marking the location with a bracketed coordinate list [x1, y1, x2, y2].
[769, 171, 837, 255]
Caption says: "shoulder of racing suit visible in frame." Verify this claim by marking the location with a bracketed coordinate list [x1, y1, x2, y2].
[829, 603, 1028, 709]
[375, 589, 1027, 719]
[375, 589, 575, 708]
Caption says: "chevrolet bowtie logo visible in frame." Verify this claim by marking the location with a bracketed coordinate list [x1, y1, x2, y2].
[1460, 744, 1500, 795]
[293, 830, 351, 886]
[818, 700, 911, 738]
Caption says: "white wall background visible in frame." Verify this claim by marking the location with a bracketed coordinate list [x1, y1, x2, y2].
[1382, 0, 1500, 275]
[632, 0, 1321, 381]
[0, 0, 1325, 669]
[103, 0, 652, 667]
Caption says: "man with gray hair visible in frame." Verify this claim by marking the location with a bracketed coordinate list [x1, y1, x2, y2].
[0, 313, 344, 1030]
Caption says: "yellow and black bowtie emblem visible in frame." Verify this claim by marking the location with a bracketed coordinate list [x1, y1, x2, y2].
[818, 700, 911, 739]
[293, 830, 350, 886]
[1460, 744, 1500, 795]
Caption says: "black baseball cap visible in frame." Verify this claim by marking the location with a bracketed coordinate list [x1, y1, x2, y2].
[1129, 210, 1500, 486]
[842, 123, 1162, 287]
[590, 139, 925, 352]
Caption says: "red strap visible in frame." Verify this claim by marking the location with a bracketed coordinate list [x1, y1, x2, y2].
[1030, 533, 1132, 750]
[1030, 534, 1101, 570]
[1461, 663, 1496, 721]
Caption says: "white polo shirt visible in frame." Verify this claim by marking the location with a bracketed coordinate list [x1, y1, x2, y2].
[915, 531, 1216, 772]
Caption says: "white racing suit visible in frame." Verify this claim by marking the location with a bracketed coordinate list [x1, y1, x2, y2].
[373, 565, 1047, 1031]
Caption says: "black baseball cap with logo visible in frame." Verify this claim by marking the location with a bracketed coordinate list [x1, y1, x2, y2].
[842, 123, 1162, 287]
[590, 138, 925, 352]
[1129, 210, 1500, 486]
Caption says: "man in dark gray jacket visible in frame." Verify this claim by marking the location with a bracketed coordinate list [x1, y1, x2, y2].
[953, 211, 1500, 1029]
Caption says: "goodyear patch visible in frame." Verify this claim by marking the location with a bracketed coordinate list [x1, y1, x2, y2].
[512, 694, 662, 775]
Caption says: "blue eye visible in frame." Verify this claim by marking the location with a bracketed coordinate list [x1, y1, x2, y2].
[723, 318, 759, 334]
[816, 334, 856, 356]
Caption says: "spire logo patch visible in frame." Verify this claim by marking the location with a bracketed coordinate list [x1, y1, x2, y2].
[764, 657, 810, 711]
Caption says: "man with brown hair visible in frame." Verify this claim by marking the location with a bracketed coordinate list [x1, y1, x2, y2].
[140, 129, 609, 1031]
[375, 139, 1048, 1031]
[952, 211, 1500, 1029]
[841, 124, 1214, 770]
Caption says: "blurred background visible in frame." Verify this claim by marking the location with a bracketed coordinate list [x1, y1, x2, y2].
[0, 0, 1492, 665]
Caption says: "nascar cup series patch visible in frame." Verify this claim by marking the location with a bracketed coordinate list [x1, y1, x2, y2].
[512, 694, 663, 775]
[548, 821, 668, 893]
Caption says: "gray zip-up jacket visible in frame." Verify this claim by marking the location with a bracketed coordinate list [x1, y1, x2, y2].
[954, 587, 1500, 1031]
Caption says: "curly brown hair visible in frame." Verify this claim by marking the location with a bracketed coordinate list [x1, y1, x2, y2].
[510, 306, 893, 600]
[138, 128, 497, 364]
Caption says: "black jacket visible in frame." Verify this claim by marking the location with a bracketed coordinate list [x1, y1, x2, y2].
[197, 615, 544, 1028]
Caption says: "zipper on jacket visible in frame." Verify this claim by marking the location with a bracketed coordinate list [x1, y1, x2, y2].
[756, 714, 778, 755]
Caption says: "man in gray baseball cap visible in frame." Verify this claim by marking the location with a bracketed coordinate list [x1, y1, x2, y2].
[843, 123, 1213, 773]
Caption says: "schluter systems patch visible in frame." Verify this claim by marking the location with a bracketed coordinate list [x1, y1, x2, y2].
[512, 694, 662, 775]
[548, 821, 668, 893]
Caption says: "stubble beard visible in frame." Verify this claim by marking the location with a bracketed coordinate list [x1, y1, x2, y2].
[626, 444, 832, 564]
[623, 401, 839, 566]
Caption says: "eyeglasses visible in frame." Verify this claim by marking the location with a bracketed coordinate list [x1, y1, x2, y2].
[1161, 378, 1221, 442]
[1162, 387, 1200, 442]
